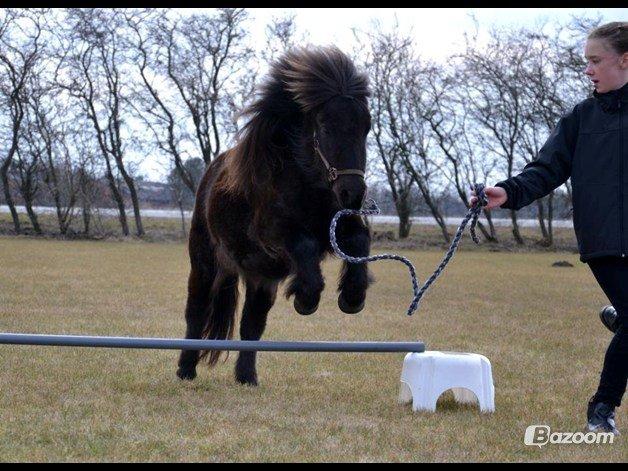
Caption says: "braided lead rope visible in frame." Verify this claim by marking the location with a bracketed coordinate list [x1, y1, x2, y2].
[329, 183, 489, 316]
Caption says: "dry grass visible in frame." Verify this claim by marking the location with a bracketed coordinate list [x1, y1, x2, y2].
[0, 210, 581, 251]
[0, 236, 625, 462]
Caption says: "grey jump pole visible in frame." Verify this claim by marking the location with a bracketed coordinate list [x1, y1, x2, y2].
[0, 333, 424, 353]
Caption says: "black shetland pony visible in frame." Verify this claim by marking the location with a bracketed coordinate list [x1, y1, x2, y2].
[176, 46, 374, 386]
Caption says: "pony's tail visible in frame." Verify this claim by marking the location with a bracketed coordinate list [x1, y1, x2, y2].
[198, 272, 239, 366]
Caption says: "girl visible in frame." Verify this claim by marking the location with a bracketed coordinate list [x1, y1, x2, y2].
[471, 21, 627, 435]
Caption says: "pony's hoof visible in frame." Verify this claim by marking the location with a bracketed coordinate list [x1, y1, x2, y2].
[338, 293, 365, 314]
[236, 373, 258, 386]
[176, 367, 197, 381]
[294, 296, 319, 315]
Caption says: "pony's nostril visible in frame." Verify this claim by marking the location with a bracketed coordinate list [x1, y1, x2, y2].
[339, 190, 363, 209]
[340, 189, 350, 203]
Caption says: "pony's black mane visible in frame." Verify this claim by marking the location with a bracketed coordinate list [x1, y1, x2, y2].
[223, 46, 370, 196]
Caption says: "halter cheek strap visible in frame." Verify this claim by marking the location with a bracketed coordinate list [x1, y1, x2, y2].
[313, 134, 366, 182]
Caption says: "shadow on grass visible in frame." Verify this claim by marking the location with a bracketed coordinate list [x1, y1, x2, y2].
[399, 390, 485, 415]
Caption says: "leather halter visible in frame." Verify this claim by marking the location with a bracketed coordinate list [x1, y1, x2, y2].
[313, 133, 366, 182]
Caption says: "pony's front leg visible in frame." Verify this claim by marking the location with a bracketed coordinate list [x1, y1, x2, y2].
[335, 215, 374, 314]
[285, 231, 325, 315]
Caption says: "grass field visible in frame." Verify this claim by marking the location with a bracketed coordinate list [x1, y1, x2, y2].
[0, 236, 625, 462]
[0, 209, 581, 252]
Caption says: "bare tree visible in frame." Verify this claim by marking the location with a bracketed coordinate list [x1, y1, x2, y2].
[261, 13, 301, 63]
[226, 12, 305, 136]
[58, 8, 144, 236]
[363, 30, 416, 238]
[21, 65, 82, 236]
[422, 66, 499, 242]
[363, 26, 450, 241]
[167, 161, 188, 237]
[13, 120, 43, 234]
[458, 27, 534, 245]
[153, 8, 254, 166]
[515, 30, 559, 245]
[74, 127, 101, 236]
[402, 64, 452, 243]
[126, 9, 197, 195]
[0, 9, 45, 234]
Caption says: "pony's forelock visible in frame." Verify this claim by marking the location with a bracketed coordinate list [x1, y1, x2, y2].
[275, 46, 370, 112]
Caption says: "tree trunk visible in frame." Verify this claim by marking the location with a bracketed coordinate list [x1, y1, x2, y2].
[78, 168, 92, 236]
[475, 221, 497, 243]
[422, 194, 450, 243]
[44, 154, 74, 236]
[398, 211, 412, 239]
[395, 191, 412, 239]
[59, 211, 68, 235]
[115, 159, 144, 237]
[547, 190, 554, 246]
[58, 200, 75, 236]
[482, 208, 499, 242]
[126, 176, 144, 237]
[24, 196, 42, 234]
[103, 164, 129, 236]
[436, 217, 450, 243]
[1, 155, 21, 234]
[82, 203, 91, 236]
[127, 182, 144, 237]
[54, 194, 64, 234]
[411, 176, 450, 243]
[535, 198, 550, 246]
[510, 209, 524, 245]
[178, 197, 187, 238]
[564, 181, 572, 204]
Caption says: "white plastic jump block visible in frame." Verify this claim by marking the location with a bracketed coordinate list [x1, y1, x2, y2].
[399, 351, 495, 413]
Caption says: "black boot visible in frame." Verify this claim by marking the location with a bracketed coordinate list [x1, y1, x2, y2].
[599, 305, 620, 334]
[587, 398, 620, 435]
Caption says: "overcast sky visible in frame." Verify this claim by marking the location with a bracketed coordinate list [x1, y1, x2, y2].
[245, 8, 627, 60]
[142, 8, 627, 181]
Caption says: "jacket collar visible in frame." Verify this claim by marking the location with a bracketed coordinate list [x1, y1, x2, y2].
[593, 81, 628, 113]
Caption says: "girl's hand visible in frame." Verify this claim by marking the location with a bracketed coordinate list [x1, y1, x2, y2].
[469, 186, 507, 210]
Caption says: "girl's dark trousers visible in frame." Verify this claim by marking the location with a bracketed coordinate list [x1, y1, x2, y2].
[587, 256, 628, 408]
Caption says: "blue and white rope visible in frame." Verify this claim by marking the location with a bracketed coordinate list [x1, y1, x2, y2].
[329, 183, 489, 316]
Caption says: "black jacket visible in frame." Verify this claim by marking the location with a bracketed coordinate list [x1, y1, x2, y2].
[495, 82, 628, 263]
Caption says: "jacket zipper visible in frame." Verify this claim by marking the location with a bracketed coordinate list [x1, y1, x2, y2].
[620, 100, 625, 258]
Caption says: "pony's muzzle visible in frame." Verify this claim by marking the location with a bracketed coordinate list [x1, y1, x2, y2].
[334, 176, 366, 210]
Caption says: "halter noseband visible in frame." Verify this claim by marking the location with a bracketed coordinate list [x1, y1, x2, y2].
[313, 133, 366, 182]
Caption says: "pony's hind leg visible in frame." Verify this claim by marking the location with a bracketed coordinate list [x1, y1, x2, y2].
[235, 278, 278, 386]
[177, 261, 215, 381]
[177, 267, 240, 380]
